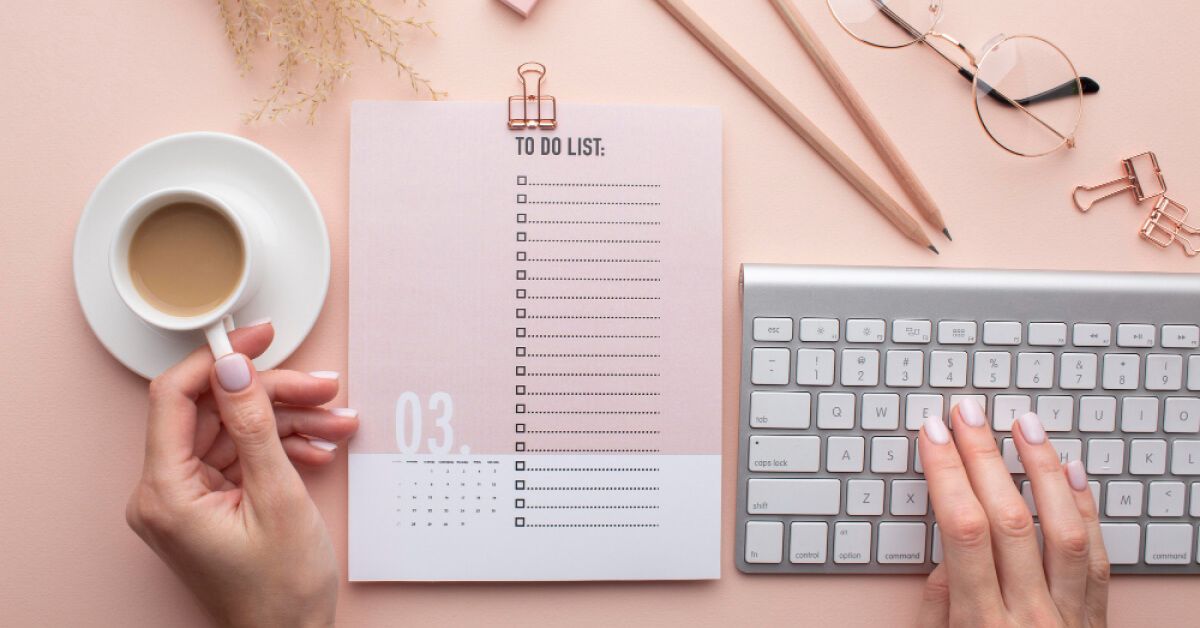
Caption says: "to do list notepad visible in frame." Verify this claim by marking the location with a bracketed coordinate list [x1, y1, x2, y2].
[348, 101, 722, 580]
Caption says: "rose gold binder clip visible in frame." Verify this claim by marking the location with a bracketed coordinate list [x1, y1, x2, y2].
[1072, 151, 1166, 212]
[1141, 196, 1200, 256]
[508, 62, 557, 130]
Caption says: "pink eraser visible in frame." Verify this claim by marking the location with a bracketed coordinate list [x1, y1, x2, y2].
[498, 0, 540, 18]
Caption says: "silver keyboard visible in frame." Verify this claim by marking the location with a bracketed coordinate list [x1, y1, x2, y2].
[737, 264, 1200, 575]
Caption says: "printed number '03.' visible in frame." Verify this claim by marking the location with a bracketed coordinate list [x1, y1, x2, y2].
[395, 392, 461, 454]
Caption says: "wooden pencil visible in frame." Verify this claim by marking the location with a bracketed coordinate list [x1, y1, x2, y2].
[655, 0, 937, 254]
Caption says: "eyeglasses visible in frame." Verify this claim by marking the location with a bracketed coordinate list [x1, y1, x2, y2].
[827, 0, 1100, 157]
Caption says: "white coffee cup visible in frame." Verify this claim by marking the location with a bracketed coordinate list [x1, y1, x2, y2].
[109, 187, 263, 358]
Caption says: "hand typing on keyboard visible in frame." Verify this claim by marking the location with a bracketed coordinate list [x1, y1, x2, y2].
[918, 399, 1109, 627]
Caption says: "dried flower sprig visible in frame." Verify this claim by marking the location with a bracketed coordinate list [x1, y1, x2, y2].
[216, 0, 444, 124]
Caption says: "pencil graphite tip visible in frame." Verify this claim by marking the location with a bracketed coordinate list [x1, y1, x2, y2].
[928, 245, 940, 255]
[942, 228, 953, 241]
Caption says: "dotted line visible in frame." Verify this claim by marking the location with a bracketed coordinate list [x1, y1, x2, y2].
[523, 373, 660, 377]
[524, 182, 661, 188]
[526, 258, 661, 263]
[525, 296, 661, 300]
[525, 334, 661, 339]
[523, 467, 660, 472]
[524, 353, 661, 358]
[525, 392, 661, 396]
[524, 505, 661, 510]
[523, 486, 660, 490]
[526, 220, 661, 225]
[525, 429, 660, 434]
[524, 411, 661, 415]
[526, 239, 661, 244]
[525, 315, 661, 320]
[526, 201, 661, 206]
[525, 277, 661, 282]
[526, 448, 661, 453]
[523, 524, 661, 528]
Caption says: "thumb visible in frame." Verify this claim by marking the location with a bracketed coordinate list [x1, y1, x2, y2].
[211, 353, 300, 493]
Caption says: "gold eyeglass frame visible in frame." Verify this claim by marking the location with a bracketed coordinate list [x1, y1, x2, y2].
[826, 0, 1085, 158]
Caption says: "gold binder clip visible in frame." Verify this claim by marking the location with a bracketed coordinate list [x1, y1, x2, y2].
[1141, 196, 1200, 256]
[508, 62, 557, 130]
[1072, 151, 1166, 212]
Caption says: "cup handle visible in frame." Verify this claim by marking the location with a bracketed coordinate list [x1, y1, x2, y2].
[204, 315, 236, 358]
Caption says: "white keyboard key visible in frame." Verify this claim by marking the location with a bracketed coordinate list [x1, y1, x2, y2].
[1172, 440, 1200, 475]
[1073, 323, 1112, 347]
[1086, 439, 1125, 475]
[931, 524, 943, 563]
[1145, 524, 1193, 564]
[1121, 397, 1160, 432]
[877, 522, 927, 564]
[893, 319, 931, 344]
[1101, 523, 1141, 565]
[1145, 354, 1184, 391]
[1060, 353, 1099, 390]
[1049, 438, 1083, 466]
[1192, 484, 1200, 516]
[1192, 356, 1200, 391]
[1162, 324, 1200, 348]
[1021, 481, 1037, 515]
[1079, 396, 1117, 432]
[800, 318, 840, 342]
[749, 436, 821, 472]
[749, 392, 811, 429]
[861, 393, 900, 430]
[796, 349, 835, 386]
[1036, 396, 1074, 431]
[885, 350, 924, 387]
[747, 479, 841, 515]
[929, 351, 968, 388]
[871, 437, 909, 473]
[983, 321, 1022, 345]
[840, 349, 880, 387]
[1089, 481, 1101, 510]
[992, 395, 1031, 431]
[817, 392, 855, 429]
[753, 317, 793, 341]
[833, 522, 871, 564]
[1017, 353, 1054, 389]
[1028, 322, 1067, 346]
[890, 480, 929, 516]
[937, 320, 977, 344]
[846, 479, 885, 516]
[1165, 397, 1200, 433]
[1102, 354, 1140, 390]
[974, 351, 1012, 388]
[905, 394, 944, 431]
[751, 348, 790, 385]
[826, 436, 865, 473]
[846, 318, 886, 343]
[1149, 481, 1186, 517]
[745, 521, 784, 563]
[1106, 482, 1144, 517]
[1001, 439, 1024, 473]
[1129, 439, 1167, 475]
[1118, 323, 1156, 348]
[789, 522, 828, 564]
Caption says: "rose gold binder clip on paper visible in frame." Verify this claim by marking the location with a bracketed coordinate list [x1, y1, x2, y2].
[1072, 151, 1166, 212]
[1142, 196, 1200, 256]
[508, 62, 557, 130]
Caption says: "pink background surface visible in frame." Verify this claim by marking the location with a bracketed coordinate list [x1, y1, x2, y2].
[1, 0, 1197, 625]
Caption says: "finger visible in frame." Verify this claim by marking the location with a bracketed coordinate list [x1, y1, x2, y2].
[201, 406, 359, 469]
[1014, 412, 1090, 624]
[209, 353, 302, 500]
[281, 435, 339, 466]
[918, 413, 1005, 619]
[950, 399, 1052, 611]
[259, 369, 341, 407]
[146, 322, 274, 469]
[1065, 460, 1109, 628]
[916, 564, 951, 628]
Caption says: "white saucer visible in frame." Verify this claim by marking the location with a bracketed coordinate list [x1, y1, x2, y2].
[74, 132, 330, 379]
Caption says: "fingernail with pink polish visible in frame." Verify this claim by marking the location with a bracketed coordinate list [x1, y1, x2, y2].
[310, 371, 339, 380]
[307, 438, 337, 452]
[330, 408, 359, 418]
[923, 414, 951, 445]
[243, 317, 272, 328]
[215, 354, 252, 392]
[1066, 460, 1088, 491]
[1017, 412, 1046, 444]
[959, 397, 986, 427]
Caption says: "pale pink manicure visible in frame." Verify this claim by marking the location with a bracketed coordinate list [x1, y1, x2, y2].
[309, 371, 339, 380]
[1017, 412, 1046, 444]
[215, 354, 252, 392]
[1066, 460, 1088, 491]
[307, 438, 337, 452]
[330, 408, 358, 418]
[923, 414, 950, 445]
[243, 317, 272, 328]
[959, 397, 986, 427]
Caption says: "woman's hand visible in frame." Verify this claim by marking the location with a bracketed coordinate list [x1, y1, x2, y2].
[918, 399, 1109, 627]
[125, 322, 359, 628]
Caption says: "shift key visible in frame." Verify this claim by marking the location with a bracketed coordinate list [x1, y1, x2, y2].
[747, 479, 840, 514]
